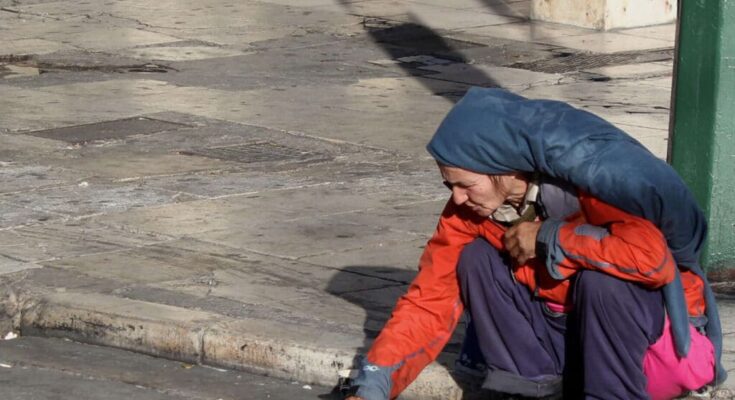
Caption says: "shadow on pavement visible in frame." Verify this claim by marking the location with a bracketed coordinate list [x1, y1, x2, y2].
[338, 0, 502, 103]
[325, 265, 484, 399]
[326, 265, 414, 349]
[479, 0, 530, 20]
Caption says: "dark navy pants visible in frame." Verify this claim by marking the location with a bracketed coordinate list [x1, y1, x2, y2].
[456, 238, 665, 399]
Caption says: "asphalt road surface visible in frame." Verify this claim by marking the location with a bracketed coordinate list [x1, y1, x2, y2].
[0, 336, 336, 400]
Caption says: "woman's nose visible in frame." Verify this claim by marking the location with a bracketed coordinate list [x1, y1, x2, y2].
[452, 188, 468, 205]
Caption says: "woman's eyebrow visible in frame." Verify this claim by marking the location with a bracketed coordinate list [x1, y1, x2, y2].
[444, 180, 473, 189]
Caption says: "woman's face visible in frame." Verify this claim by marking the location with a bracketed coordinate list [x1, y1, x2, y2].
[438, 165, 528, 218]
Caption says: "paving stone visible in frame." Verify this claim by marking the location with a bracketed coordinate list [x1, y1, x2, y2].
[131, 169, 319, 198]
[232, 183, 434, 221]
[191, 210, 425, 259]
[156, 37, 403, 91]
[460, 0, 530, 18]
[636, 75, 674, 90]
[0, 200, 59, 228]
[432, 40, 558, 68]
[179, 141, 333, 165]
[387, 5, 520, 30]
[617, 24, 677, 42]
[120, 117, 358, 154]
[33, 78, 172, 97]
[0, 83, 171, 132]
[717, 298, 735, 334]
[0, 182, 192, 218]
[0, 257, 42, 275]
[140, 274, 403, 338]
[133, 158, 427, 199]
[582, 62, 672, 79]
[0, 16, 98, 40]
[26, 117, 189, 144]
[357, 17, 489, 59]
[0, 164, 80, 193]
[52, 150, 241, 180]
[520, 80, 671, 132]
[43, 243, 236, 285]
[508, 48, 673, 74]
[88, 197, 276, 237]
[301, 238, 427, 281]
[0, 221, 166, 263]
[142, 77, 462, 157]
[1, 38, 73, 56]
[155, 26, 303, 48]
[1, 63, 40, 79]
[352, 199, 445, 235]
[1, 1, 103, 20]
[51, 237, 413, 331]
[315, 0, 406, 17]
[112, 0, 362, 35]
[120, 45, 252, 62]
[91, 182, 432, 239]
[32, 50, 165, 72]
[0, 54, 172, 89]
[540, 31, 673, 54]
[269, 286, 406, 334]
[257, 0, 345, 6]
[419, 63, 562, 88]
[460, 20, 594, 43]
[145, 263, 398, 310]
[43, 28, 181, 51]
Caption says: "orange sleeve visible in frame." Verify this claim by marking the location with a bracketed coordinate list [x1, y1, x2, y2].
[364, 200, 481, 398]
[537, 193, 676, 288]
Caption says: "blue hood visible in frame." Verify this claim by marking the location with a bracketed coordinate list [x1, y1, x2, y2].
[427, 87, 724, 382]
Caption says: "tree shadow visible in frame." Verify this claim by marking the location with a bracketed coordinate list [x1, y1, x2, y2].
[479, 0, 531, 20]
[337, 1, 503, 103]
[324, 265, 484, 399]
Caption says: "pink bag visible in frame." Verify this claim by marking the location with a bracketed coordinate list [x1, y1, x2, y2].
[643, 317, 715, 400]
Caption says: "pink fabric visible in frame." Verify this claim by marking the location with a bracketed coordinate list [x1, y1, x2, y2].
[545, 301, 572, 314]
[643, 317, 715, 400]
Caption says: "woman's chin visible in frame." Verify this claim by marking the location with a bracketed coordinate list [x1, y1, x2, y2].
[472, 207, 492, 218]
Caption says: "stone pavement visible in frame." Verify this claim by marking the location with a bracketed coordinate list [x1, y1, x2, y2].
[0, 0, 731, 398]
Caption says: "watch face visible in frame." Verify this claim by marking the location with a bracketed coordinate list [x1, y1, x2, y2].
[337, 377, 359, 398]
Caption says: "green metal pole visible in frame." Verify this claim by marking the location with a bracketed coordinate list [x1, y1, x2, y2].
[670, 0, 735, 275]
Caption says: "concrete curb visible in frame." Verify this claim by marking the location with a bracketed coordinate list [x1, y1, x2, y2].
[8, 290, 471, 400]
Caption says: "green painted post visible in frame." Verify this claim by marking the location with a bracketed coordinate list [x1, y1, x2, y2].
[670, 0, 735, 275]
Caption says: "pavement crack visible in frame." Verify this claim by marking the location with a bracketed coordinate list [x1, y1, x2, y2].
[0, 7, 56, 20]
[0, 253, 26, 263]
[97, 12, 167, 31]
[329, 282, 406, 296]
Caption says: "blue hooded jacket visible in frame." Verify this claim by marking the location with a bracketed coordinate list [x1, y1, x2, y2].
[427, 87, 725, 383]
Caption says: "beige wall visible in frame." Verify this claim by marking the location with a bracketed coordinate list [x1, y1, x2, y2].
[531, 0, 677, 30]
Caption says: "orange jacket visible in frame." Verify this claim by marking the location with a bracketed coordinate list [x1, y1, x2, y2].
[362, 193, 705, 399]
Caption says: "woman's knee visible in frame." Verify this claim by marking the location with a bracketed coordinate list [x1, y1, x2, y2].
[574, 271, 625, 304]
[574, 271, 663, 315]
[456, 238, 502, 282]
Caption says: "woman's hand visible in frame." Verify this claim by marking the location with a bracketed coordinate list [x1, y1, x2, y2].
[503, 221, 542, 265]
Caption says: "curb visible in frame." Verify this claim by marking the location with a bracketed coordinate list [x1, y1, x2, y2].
[8, 290, 471, 400]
